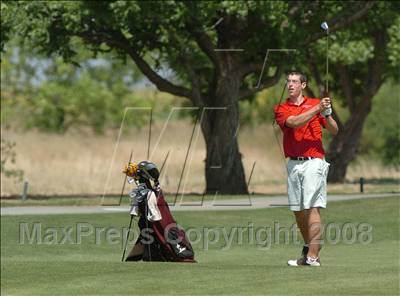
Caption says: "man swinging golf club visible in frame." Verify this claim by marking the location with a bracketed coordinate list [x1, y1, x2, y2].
[274, 70, 338, 266]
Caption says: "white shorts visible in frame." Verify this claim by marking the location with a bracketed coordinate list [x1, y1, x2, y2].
[287, 158, 330, 211]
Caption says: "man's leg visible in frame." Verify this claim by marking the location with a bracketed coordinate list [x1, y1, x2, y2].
[293, 210, 308, 245]
[306, 207, 323, 258]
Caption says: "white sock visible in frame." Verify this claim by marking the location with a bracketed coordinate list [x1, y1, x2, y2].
[307, 256, 318, 262]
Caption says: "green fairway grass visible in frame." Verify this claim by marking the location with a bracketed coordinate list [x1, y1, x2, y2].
[1, 196, 399, 295]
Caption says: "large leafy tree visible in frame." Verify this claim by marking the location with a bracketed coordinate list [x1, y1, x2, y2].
[1, 1, 376, 193]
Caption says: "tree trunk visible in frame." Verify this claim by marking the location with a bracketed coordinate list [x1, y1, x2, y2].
[326, 98, 372, 182]
[199, 73, 248, 194]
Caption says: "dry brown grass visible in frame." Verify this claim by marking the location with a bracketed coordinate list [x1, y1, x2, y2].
[1, 121, 399, 196]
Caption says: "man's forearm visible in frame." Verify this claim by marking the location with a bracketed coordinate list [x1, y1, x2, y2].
[325, 115, 339, 135]
[285, 105, 320, 128]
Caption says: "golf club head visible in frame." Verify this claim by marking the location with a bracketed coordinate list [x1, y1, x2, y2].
[321, 21, 329, 31]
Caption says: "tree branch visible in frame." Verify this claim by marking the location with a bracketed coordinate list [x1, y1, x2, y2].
[238, 66, 282, 100]
[188, 25, 220, 69]
[304, 1, 376, 44]
[336, 63, 356, 112]
[238, 62, 264, 79]
[307, 51, 324, 96]
[364, 31, 386, 98]
[117, 41, 193, 100]
[344, 30, 386, 123]
[76, 30, 193, 100]
[183, 4, 220, 70]
[331, 108, 344, 132]
[177, 54, 204, 106]
[306, 50, 344, 129]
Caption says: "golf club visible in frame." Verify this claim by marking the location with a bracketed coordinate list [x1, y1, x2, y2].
[121, 214, 134, 262]
[321, 21, 329, 96]
[159, 150, 170, 174]
[272, 78, 289, 169]
[321, 21, 333, 117]
[118, 150, 133, 206]
[272, 51, 296, 168]
[147, 108, 152, 160]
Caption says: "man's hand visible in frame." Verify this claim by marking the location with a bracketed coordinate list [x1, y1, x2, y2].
[320, 97, 332, 117]
[319, 97, 338, 134]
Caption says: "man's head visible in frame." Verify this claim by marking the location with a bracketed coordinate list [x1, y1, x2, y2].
[286, 71, 307, 99]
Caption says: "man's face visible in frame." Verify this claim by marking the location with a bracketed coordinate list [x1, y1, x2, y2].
[287, 74, 306, 98]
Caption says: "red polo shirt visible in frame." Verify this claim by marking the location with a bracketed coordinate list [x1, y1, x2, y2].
[274, 97, 327, 159]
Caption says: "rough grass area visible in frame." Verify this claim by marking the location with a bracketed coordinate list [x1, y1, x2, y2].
[1, 197, 399, 295]
[2, 123, 399, 196]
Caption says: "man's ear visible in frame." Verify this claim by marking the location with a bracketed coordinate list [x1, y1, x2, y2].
[301, 82, 307, 89]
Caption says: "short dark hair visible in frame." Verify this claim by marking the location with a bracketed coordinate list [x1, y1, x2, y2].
[287, 71, 307, 83]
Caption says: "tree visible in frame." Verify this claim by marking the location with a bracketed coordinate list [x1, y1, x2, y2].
[1, 44, 149, 133]
[303, 2, 400, 182]
[363, 82, 400, 166]
[1, 1, 376, 193]
[0, 138, 24, 182]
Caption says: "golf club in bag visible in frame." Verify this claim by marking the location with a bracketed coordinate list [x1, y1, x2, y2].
[122, 161, 196, 263]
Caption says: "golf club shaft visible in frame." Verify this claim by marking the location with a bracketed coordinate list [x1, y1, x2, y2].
[147, 108, 152, 160]
[325, 30, 329, 96]
[272, 79, 289, 170]
[121, 215, 134, 262]
[118, 150, 133, 206]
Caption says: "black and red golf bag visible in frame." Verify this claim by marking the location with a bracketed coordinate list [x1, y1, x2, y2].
[123, 161, 196, 263]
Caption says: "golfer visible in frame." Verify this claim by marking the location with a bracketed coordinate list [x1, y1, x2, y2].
[274, 71, 338, 266]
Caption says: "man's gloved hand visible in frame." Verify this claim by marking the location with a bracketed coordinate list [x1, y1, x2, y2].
[321, 104, 332, 117]
[320, 97, 332, 117]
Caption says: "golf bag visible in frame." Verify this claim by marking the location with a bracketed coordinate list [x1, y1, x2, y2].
[123, 161, 196, 263]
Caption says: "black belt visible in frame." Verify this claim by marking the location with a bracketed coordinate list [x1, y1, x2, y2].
[290, 157, 316, 161]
